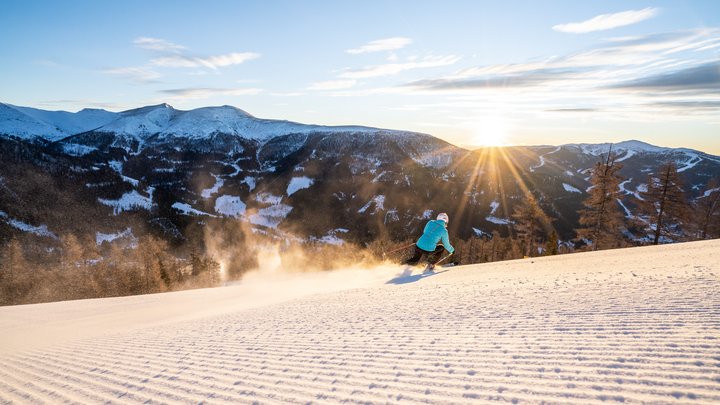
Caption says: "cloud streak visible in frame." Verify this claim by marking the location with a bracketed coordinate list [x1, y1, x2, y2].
[151, 52, 260, 70]
[346, 37, 412, 54]
[307, 80, 357, 91]
[608, 61, 720, 93]
[159, 87, 263, 100]
[339, 55, 460, 79]
[103, 67, 161, 83]
[553, 8, 659, 34]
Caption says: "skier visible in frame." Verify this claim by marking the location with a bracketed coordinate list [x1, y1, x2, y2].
[404, 212, 454, 272]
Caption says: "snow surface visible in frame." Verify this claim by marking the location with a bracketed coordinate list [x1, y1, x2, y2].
[95, 228, 134, 245]
[0, 210, 57, 239]
[699, 187, 720, 199]
[201, 174, 224, 199]
[485, 215, 514, 225]
[286, 176, 314, 196]
[1, 240, 718, 403]
[489, 200, 500, 215]
[241, 176, 256, 192]
[214, 195, 246, 218]
[562, 183, 582, 193]
[677, 152, 702, 172]
[572, 140, 670, 156]
[358, 195, 386, 214]
[172, 202, 215, 217]
[98, 191, 153, 215]
[529, 146, 560, 172]
[248, 204, 293, 228]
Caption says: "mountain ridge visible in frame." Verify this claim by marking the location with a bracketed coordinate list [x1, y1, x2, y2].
[2, 102, 718, 158]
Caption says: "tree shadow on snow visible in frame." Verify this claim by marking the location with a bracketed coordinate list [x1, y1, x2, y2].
[386, 268, 449, 285]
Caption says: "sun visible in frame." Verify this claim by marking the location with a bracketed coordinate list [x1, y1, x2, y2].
[469, 116, 511, 147]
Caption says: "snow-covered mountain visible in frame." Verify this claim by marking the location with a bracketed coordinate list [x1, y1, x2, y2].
[0, 103, 117, 142]
[1, 239, 718, 403]
[1, 102, 719, 261]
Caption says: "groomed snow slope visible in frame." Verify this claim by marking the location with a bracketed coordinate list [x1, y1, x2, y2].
[1, 240, 719, 404]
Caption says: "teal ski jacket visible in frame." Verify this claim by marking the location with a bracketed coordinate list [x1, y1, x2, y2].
[416, 219, 454, 254]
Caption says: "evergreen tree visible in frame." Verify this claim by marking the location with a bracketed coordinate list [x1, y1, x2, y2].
[545, 231, 559, 255]
[638, 162, 689, 244]
[511, 194, 549, 257]
[695, 178, 720, 239]
[0, 239, 29, 305]
[576, 147, 625, 250]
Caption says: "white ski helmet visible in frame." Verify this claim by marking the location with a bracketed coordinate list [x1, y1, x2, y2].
[437, 212, 449, 224]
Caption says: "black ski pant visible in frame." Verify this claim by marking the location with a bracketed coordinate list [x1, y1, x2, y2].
[404, 244, 445, 266]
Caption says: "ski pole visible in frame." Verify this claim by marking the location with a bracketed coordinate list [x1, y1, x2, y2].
[434, 253, 453, 266]
[382, 243, 415, 258]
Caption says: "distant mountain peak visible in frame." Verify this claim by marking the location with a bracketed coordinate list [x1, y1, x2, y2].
[120, 103, 176, 116]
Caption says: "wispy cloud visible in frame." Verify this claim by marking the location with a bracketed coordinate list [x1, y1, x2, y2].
[103, 67, 162, 83]
[151, 52, 260, 70]
[159, 87, 263, 100]
[133, 37, 185, 53]
[104, 37, 260, 84]
[608, 61, 720, 93]
[339, 55, 460, 79]
[392, 28, 720, 122]
[307, 80, 357, 91]
[346, 37, 412, 54]
[405, 67, 580, 91]
[553, 8, 659, 34]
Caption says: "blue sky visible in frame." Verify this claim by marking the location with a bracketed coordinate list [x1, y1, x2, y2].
[1, 0, 719, 153]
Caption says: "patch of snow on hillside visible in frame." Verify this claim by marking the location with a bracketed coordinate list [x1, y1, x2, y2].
[358, 195, 385, 214]
[256, 193, 282, 205]
[242, 176, 256, 192]
[472, 227, 491, 237]
[287, 177, 313, 196]
[371, 171, 386, 183]
[0, 211, 57, 238]
[421, 209, 433, 219]
[173, 202, 215, 217]
[201, 174, 224, 199]
[248, 204, 292, 228]
[486, 216, 514, 225]
[214, 195, 246, 218]
[617, 198, 634, 218]
[565, 170, 574, 177]
[563, 183, 582, 193]
[677, 152, 702, 172]
[96, 228, 134, 245]
[619, 179, 633, 195]
[98, 190, 153, 215]
[489, 200, 500, 215]
[530, 146, 560, 172]
[699, 187, 720, 199]
[108, 160, 123, 173]
[311, 228, 349, 246]
[384, 209, 399, 224]
[616, 150, 636, 162]
[121, 175, 139, 187]
[62, 143, 97, 156]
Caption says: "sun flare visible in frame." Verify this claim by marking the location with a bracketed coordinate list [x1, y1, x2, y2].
[469, 117, 511, 147]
